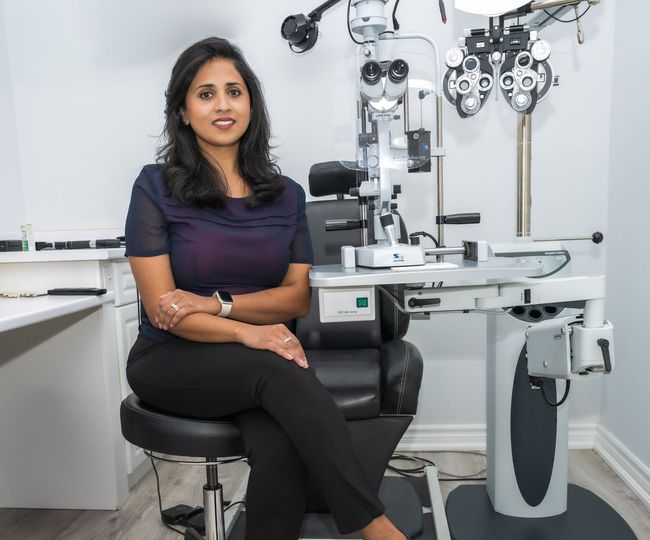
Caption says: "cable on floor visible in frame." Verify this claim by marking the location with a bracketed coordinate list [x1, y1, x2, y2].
[389, 451, 488, 481]
[150, 457, 185, 537]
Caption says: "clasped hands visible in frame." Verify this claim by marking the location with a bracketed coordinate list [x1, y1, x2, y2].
[155, 289, 309, 369]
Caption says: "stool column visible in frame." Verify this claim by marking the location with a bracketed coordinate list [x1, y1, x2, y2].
[204, 459, 226, 540]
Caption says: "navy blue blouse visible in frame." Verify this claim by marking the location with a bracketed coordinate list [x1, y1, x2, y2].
[125, 164, 313, 341]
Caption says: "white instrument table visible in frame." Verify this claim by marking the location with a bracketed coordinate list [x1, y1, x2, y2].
[309, 257, 543, 287]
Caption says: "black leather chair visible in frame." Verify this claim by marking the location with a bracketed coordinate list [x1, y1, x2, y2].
[120, 163, 424, 539]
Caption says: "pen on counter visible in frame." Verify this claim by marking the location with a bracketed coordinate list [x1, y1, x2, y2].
[35, 239, 123, 250]
[439, 0, 447, 23]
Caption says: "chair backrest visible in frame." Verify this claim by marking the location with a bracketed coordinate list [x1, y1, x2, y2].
[295, 163, 411, 349]
[296, 198, 382, 349]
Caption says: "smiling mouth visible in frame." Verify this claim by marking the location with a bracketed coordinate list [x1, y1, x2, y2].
[213, 119, 235, 129]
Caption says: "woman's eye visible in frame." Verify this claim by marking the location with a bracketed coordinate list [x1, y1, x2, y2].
[228, 89, 241, 97]
[199, 92, 213, 100]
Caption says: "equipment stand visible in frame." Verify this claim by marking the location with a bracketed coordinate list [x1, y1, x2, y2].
[445, 311, 636, 540]
[446, 484, 637, 539]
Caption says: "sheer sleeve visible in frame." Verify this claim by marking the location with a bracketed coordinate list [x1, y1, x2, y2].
[289, 183, 314, 264]
[124, 170, 170, 257]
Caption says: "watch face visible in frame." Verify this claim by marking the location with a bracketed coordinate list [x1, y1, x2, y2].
[219, 291, 233, 304]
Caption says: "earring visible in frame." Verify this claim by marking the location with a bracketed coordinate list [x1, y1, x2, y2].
[177, 110, 189, 126]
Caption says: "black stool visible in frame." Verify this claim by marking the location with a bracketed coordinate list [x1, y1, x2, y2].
[121, 394, 245, 540]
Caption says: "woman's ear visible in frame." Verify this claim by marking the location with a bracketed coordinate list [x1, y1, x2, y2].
[179, 109, 189, 126]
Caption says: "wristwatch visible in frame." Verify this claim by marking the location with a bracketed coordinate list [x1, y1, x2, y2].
[213, 290, 233, 318]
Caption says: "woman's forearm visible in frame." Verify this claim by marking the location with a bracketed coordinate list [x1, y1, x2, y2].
[166, 311, 249, 343]
[230, 284, 310, 324]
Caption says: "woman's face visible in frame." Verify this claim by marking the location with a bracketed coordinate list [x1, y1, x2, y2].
[181, 58, 251, 154]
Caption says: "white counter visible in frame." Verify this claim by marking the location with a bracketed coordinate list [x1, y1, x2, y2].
[0, 292, 115, 333]
[0, 247, 126, 263]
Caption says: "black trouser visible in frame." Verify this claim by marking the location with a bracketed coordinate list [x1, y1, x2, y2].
[126, 334, 384, 539]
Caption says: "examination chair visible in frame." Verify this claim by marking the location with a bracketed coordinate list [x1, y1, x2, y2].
[120, 162, 424, 540]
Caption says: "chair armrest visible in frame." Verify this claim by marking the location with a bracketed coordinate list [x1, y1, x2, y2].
[379, 339, 423, 415]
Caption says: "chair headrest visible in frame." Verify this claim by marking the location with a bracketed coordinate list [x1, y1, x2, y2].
[308, 161, 358, 197]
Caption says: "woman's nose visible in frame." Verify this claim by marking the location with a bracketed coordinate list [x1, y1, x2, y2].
[214, 93, 231, 112]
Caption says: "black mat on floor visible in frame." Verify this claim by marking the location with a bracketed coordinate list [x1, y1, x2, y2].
[227, 476, 436, 539]
[446, 483, 638, 540]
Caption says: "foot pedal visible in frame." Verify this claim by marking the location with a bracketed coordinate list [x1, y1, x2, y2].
[162, 504, 205, 535]
[162, 504, 194, 525]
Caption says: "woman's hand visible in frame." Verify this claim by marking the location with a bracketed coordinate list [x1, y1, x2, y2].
[239, 324, 309, 369]
[155, 289, 220, 330]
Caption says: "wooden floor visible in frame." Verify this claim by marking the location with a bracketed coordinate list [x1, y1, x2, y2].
[0, 450, 648, 540]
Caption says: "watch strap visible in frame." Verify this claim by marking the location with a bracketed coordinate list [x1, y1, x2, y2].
[213, 290, 233, 318]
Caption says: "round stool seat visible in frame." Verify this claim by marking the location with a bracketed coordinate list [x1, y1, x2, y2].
[120, 394, 244, 458]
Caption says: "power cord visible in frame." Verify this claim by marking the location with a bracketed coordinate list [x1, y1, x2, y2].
[529, 249, 571, 279]
[530, 377, 571, 407]
[392, 0, 402, 30]
[347, 0, 364, 45]
[225, 500, 246, 511]
[389, 452, 487, 481]
[378, 286, 410, 314]
[150, 457, 185, 537]
[544, 4, 591, 23]
[409, 231, 440, 248]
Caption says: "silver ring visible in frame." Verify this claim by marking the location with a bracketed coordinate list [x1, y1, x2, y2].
[171, 303, 180, 312]
[283, 336, 292, 343]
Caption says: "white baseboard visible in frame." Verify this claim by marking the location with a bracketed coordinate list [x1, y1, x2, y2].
[397, 424, 487, 451]
[397, 422, 598, 452]
[595, 426, 650, 510]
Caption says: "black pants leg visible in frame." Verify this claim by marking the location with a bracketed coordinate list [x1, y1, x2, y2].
[126, 335, 384, 537]
[236, 409, 309, 540]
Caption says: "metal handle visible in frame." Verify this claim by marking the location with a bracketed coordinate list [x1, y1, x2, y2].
[597, 338, 612, 373]
[325, 219, 362, 231]
[408, 297, 442, 308]
[438, 213, 481, 225]
[533, 231, 603, 244]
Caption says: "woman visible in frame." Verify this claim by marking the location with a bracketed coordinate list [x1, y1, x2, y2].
[125, 37, 407, 540]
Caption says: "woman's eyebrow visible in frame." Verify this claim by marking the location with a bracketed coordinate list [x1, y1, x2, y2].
[194, 82, 241, 90]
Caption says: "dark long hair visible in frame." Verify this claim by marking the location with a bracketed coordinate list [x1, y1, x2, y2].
[158, 37, 283, 207]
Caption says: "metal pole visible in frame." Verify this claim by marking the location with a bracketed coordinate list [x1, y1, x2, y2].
[359, 100, 369, 246]
[204, 461, 225, 540]
[436, 95, 445, 247]
[516, 113, 532, 238]
[424, 246, 465, 257]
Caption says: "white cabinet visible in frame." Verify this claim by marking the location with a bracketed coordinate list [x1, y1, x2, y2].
[108, 259, 150, 481]
[114, 301, 146, 476]
[0, 250, 145, 509]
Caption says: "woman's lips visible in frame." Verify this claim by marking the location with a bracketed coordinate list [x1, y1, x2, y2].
[213, 118, 235, 129]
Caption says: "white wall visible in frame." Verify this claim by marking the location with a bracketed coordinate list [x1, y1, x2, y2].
[601, 1, 650, 466]
[0, 1, 24, 232]
[2, 1, 616, 428]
